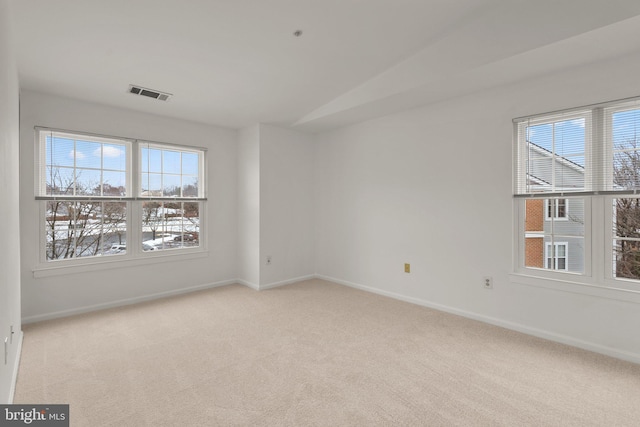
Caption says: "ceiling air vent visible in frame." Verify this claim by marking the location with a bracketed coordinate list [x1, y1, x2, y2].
[128, 85, 172, 101]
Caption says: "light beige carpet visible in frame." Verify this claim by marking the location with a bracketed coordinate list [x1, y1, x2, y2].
[14, 279, 640, 426]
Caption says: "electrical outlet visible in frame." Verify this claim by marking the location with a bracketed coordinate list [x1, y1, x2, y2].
[404, 263, 410, 273]
[266, 255, 272, 265]
[483, 276, 493, 289]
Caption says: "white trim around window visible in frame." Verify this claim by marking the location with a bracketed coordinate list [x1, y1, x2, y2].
[513, 96, 640, 296]
[33, 127, 207, 274]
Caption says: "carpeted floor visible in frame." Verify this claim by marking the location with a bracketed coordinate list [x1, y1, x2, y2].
[13, 279, 640, 426]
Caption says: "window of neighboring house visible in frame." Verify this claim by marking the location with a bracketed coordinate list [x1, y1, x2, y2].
[36, 128, 205, 264]
[514, 97, 640, 289]
[545, 198, 567, 220]
[545, 242, 568, 271]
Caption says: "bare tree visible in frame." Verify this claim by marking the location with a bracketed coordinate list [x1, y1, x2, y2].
[613, 137, 640, 279]
[45, 170, 127, 259]
[142, 201, 162, 241]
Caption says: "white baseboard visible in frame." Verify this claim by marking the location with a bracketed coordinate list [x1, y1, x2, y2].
[259, 274, 317, 290]
[21, 273, 315, 324]
[9, 330, 23, 403]
[237, 279, 259, 290]
[20, 271, 639, 365]
[316, 274, 640, 365]
[22, 279, 238, 324]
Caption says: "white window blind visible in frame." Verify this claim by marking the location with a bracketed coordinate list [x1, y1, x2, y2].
[606, 101, 640, 192]
[37, 128, 132, 200]
[514, 97, 640, 198]
[139, 141, 204, 200]
[514, 111, 591, 197]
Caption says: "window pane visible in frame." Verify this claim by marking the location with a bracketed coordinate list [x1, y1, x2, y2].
[612, 109, 640, 151]
[612, 109, 640, 190]
[182, 176, 199, 197]
[523, 117, 586, 193]
[139, 146, 201, 198]
[163, 174, 181, 197]
[556, 245, 566, 257]
[546, 257, 554, 269]
[614, 240, 640, 280]
[557, 257, 566, 270]
[41, 131, 129, 197]
[183, 201, 200, 239]
[142, 173, 162, 197]
[75, 168, 102, 195]
[141, 147, 149, 173]
[148, 148, 162, 173]
[613, 197, 640, 280]
[557, 199, 566, 218]
[141, 201, 199, 251]
[47, 137, 74, 167]
[614, 198, 640, 238]
[163, 150, 181, 174]
[525, 199, 583, 273]
[555, 199, 583, 236]
[182, 152, 199, 175]
[75, 140, 102, 169]
[141, 201, 163, 250]
[46, 166, 75, 196]
[45, 201, 127, 260]
[102, 144, 127, 171]
[102, 202, 127, 256]
[102, 171, 126, 195]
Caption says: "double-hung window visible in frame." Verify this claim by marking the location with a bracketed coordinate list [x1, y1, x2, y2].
[515, 112, 588, 275]
[545, 242, 568, 271]
[36, 128, 205, 265]
[545, 198, 567, 220]
[514, 97, 640, 290]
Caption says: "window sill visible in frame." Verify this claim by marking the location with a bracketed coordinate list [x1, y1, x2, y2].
[32, 249, 209, 278]
[509, 272, 640, 304]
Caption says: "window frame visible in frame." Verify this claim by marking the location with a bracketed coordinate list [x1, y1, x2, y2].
[34, 127, 207, 272]
[513, 96, 640, 295]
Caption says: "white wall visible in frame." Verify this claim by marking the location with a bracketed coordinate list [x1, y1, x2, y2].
[0, 0, 22, 403]
[237, 125, 260, 287]
[259, 124, 315, 287]
[314, 53, 640, 362]
[19, 91, 238, 322]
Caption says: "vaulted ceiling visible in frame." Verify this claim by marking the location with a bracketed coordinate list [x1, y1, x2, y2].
[10, 0, 640, 131]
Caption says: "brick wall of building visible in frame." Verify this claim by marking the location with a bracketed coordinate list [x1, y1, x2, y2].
[525, 237, 544, 268]
[525, 199, 544, 231]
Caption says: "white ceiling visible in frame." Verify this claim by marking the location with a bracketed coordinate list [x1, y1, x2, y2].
[9, 0, 640, 132]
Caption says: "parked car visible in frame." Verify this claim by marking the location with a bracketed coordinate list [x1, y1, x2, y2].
[142, 242, 158, 251]
[173, 233, 196, 242]
[103, 244, 126, 255]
